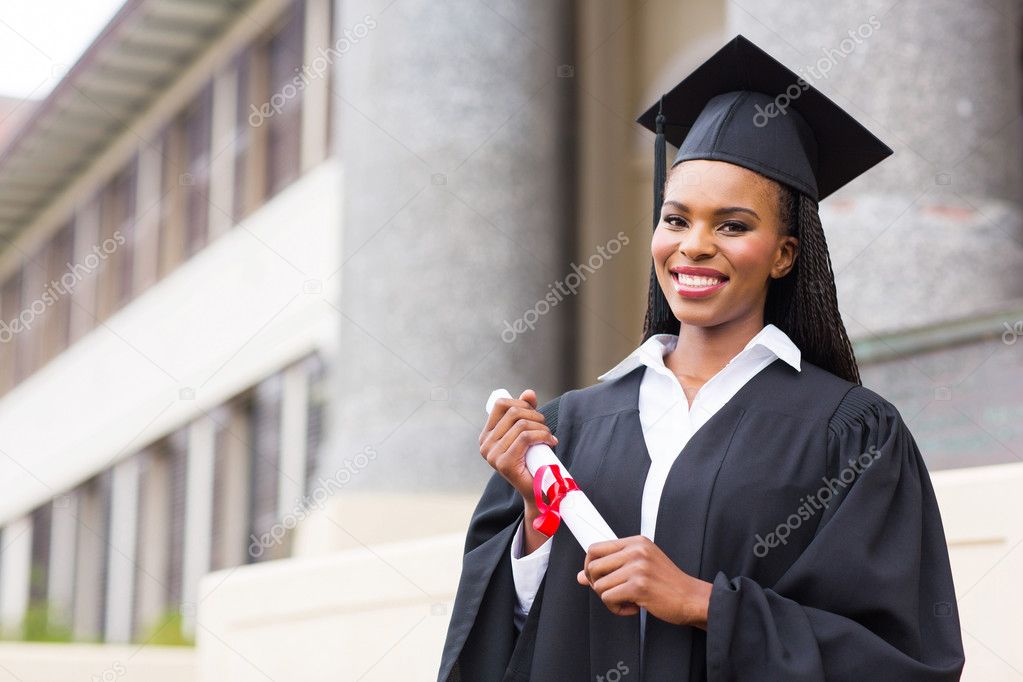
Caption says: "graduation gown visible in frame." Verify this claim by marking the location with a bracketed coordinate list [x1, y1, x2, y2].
[437, 358, 965, 681]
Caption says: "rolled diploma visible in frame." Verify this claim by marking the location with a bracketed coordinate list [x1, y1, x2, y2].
[486, 389, 618, 550]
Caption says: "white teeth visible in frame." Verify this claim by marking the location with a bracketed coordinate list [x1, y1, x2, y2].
[674, 272, 725, 287]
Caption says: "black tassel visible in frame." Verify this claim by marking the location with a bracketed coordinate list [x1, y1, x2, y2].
[649, 96, 674, 333]
[653, 96, 666, 230]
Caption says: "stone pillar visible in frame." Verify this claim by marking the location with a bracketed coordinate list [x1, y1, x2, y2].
[47, 494, 78, 633]
[279, 361, 310, 517]
[728, 1, 1023, 336]
[0, 516, 32, 636]
[207, 64, 238, 241]
[329, 0, 575, 514]
[181, 415, 215, 635]
[105, 457, 140, 643]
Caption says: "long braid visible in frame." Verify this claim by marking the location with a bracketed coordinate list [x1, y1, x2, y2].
[641, 170, 861, 384]
[767, 188, 860, 384]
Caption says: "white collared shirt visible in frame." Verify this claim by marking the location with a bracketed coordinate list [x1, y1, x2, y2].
[509, 323, 802, 634]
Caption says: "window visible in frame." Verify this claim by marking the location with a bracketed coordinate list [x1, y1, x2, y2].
[183, 84, 212, 256]
[304, 353, 327, 495]
[247, 373, 283, 563]
[210, 400, 251, 571]
[16, 259, 45, 380]
[165, 430, 188, 609]
[43, 222, 74, 364]
[158, 119, 187, 278]
[29, 503, 52, 608]
[233, 45, 268, 223]
[96, 162, 137, 320]
[0, 269, 23, 392]
[266, 0, 305, 197]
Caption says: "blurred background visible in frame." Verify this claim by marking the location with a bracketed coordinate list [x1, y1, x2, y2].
[0, 0, 1020, 680]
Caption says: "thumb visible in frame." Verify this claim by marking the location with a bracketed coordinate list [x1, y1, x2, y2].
[519, 388, 538, 408]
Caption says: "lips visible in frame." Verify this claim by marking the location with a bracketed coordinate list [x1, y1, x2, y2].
[668, 265, 729, 298]
[669, 265, 729, 281]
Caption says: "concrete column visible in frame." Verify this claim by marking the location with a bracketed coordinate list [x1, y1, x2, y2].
[279, 361, 310, 518]
[69, 198, 100, 344]
[181, 415, 215, 635]
[104, 456, 140, 643]
[208, 64, 238, 241]
[728, 1, 1023, 336]
[132, 139, 162, 295]
[47, 493, 78, 633]
[330, 0, 575, 507]
[301, 0, 332, 172]
[0, 516, 32, 636]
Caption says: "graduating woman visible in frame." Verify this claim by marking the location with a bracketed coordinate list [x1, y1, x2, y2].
[438, 35, 965, 682]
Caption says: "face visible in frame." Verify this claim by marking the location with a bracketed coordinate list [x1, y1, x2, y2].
[651, 159, 799, 329]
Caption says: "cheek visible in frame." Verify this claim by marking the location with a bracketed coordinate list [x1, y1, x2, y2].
[650, 229, 676, 263]
[721, 237, 775, 279]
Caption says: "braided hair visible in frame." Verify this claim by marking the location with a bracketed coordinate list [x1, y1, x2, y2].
[641, 166, 862, 385]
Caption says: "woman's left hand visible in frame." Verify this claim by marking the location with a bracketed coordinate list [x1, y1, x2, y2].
[576, 535, 713, 630]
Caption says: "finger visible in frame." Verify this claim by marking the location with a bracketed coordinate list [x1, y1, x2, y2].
[585, 538, 631, 562]
[495, 404, 547, 439]
[494, 417, 554, 457]
[583, 551, 631, 586]
[481, 395, 540, 439]
[519, 388, 538, 409]
[480, 402, 546, 451]
[489, 426, 557, 476]
[599, 584, 640, 617]
[590, 565, 632, 596]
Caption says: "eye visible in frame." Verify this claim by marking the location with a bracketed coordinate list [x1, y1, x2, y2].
[720, 221, 749, 233]
[663, 215, 687, 228]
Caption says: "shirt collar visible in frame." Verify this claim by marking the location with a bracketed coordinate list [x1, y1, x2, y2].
[596, 323, 801, 383]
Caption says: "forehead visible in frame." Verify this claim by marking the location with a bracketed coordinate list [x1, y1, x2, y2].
[666, 159, 776, 209]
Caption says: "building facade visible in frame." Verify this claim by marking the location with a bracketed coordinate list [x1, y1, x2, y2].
[0, 0, 1019, 679]
[0, 0, 338, 644]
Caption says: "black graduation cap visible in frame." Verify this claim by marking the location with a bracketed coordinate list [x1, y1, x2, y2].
[636, 34, 893, 226]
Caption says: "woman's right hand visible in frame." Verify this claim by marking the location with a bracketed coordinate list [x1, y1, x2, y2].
[478, 388, 558, 508]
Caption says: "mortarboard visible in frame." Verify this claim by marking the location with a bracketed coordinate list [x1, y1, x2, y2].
[636, 34, 893, 226]
[635, 34, 893, 337]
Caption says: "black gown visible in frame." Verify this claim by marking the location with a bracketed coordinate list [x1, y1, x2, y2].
[438, 358, 965, 681]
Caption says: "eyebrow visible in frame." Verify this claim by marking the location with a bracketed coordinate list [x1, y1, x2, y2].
[662, 200, 760, 220]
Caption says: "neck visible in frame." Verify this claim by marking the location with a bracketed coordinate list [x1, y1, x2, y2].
[665, 311, 766, 384]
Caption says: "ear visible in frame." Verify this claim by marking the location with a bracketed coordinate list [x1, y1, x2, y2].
[771, 236, 799, 279]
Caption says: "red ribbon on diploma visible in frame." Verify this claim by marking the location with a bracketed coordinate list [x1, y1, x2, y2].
[531, 464, 580, 537]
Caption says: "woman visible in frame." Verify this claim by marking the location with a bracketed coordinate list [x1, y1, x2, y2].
[438, 36, 965, 681]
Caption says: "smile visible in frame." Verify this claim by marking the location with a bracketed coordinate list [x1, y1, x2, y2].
[670, 271, 729, 298]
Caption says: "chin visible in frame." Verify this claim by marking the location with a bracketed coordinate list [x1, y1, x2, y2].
[673, 309, 720, 328]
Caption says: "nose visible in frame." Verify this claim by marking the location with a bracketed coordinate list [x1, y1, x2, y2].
[678, 222, 716, 260]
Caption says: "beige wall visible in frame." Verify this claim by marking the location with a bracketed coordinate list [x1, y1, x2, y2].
[574, 0, 726, 385]
[0, 643, 194, 682]
[193, 462, 1023, 681]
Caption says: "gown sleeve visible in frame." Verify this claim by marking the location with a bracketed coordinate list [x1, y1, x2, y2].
[705, 385, 966, 682]
[436, 397, 562, 682]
